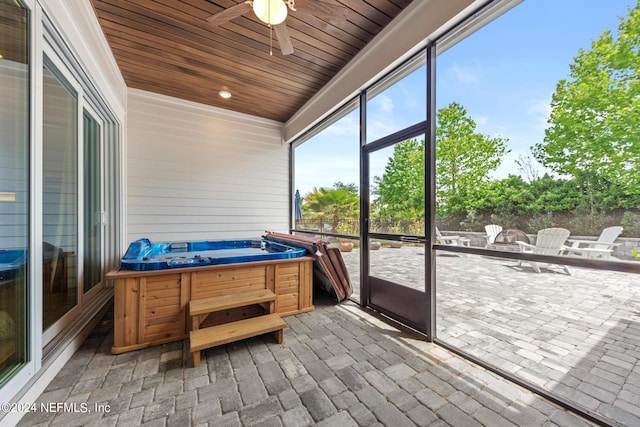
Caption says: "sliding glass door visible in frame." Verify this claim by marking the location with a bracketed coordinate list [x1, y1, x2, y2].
[0, 0, 29, 386]
[42, 56, 79, 332]
[83, 109, 103, 295]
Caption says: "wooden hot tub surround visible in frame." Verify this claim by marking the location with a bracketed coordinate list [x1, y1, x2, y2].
[106, 256, 314, 354]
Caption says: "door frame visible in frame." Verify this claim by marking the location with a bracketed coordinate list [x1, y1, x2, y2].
[360, 121, 429, 333]
[358, 44, 437, 338]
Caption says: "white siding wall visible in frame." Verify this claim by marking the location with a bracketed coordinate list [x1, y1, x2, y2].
[0, 62, 28, 249]
[127, 89, 289, 243]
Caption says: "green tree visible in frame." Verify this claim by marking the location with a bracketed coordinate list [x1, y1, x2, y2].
[436, 102, 509, 215]
[374, 138, 424, 220]
[302, 182, 359, 224]
[533, 2, 640, 203]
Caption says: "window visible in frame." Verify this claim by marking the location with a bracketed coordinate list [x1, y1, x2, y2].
[366, 55, 426, 143]
[42, 57, 78, 331]
[293, 102, 360, 237]
[0, 0, 123, 408]
[434, 1, 640, 424]
[292, 100, 361, 296]
[83, 109, 102, 293]
[0, 0, 29, 386]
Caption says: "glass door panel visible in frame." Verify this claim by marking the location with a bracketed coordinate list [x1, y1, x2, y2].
[366, 136, 427, 332]
[0, 0, 29, 385]
[42, 58, 78, 331]
[83, 110, 102, 293]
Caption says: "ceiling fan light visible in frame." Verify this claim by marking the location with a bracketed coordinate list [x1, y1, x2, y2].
[253, 0, 288, 25]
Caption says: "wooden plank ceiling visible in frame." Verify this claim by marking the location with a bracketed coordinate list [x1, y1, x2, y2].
[90, 0, 414, 122]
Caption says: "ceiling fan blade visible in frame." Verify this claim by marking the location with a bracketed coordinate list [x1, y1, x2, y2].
[206, 1, 252, 26]
[292, 0, 349, 21]
[273, 22, 294, 55]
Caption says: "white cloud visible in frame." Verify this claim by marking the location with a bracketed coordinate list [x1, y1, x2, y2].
[373, 94, 395, 113]
[526, 98, 551, 119]
[472, 114, 489, 126]
[325, 114, 359, 138]
[450, 62, 481, 84]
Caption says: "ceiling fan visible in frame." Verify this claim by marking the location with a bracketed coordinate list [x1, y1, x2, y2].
[206, 0, 349, 55]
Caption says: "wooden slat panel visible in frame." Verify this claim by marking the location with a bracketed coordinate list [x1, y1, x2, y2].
[277, 276, 301, 285]
[194, 266, 267, 284]
[89, 0, 413, 122]
[300, 259, 313, 310]
[138, 277, 147, 343]
[143, 274, 181, 288]
[113, 277, 141, 348]
[111, 257, 313, 353]
[144, 288, 180, 302]
[140, 274, 185, 343]
[266, 264, 276, 294]
[146, 312, 183, 327]
[276, 264, 300, 275]
[145, 283, 180, 299]
[276, 284, 299, 295]
[145, 324, 184, 342]
[181, 272, 191, 335]
[145, 304, 180, 318]
[276, 293, 300, 314]
[195, 283, 267, 300]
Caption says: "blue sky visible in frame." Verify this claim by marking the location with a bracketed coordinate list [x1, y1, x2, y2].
[294, 0, 636, 197]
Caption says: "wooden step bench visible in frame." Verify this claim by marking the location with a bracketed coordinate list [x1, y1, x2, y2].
[189, 289, 285, 367]
[190, 289, 277, 319]
[190, 314, 286, 366]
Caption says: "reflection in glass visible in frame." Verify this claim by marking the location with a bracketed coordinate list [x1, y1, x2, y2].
[43, 59, 78, 330]
[0, 0, 29, 385]
[83, 111, 102, 293]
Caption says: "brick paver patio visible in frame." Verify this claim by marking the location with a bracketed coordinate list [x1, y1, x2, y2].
[341, 245, 640, 426]
[15, 244, 640, 426]
[17, 289, 597, 426]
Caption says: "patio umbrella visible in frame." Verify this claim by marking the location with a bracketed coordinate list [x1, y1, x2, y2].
[294, 190, 303, 221]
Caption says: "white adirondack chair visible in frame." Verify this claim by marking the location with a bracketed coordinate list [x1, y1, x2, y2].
[435, 227, 470, 257]
[435, 227, 470, 247]
[517, 228, 571, 275]
[485, 224, 503, 246]
[563, 226, 622, 259]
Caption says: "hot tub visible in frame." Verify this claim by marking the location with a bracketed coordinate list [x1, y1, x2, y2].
[107, 237, 314, 354]
[120, 238, 307, 271]
[0, 249, 26, 282]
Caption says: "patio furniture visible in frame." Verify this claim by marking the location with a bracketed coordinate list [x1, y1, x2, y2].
[485, 224, 503, 246]
[517, 227, 572, 275]
[435, 227, 471, 247]
[563, 226, 622, 260]
[490, 229, 531, 252]
[436, 227, 470, 257]
[189, 290, 285, 367]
